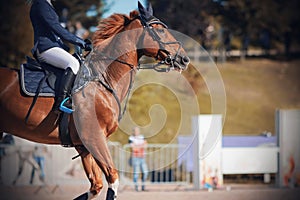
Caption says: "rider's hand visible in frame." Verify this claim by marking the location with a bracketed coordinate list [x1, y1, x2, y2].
[84, 39, 93, 51]
[76, 38, 86, 49]
[84, 43, 92, 51]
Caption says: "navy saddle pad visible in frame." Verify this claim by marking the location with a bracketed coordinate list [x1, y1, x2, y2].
[20, 57, 64, 97]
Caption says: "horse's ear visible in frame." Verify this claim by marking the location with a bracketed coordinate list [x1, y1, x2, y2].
[138, 1, 153, 20]
[138, 1, 146, 16]
[138, 1, 144, 11]
[147, 3, 153, 16]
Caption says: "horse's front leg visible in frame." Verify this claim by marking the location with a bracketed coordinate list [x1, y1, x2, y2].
[76, 132, 119, 200]
[73, 87, 119, 200]
[95, 159, 119, 200]
[74, 146, 103, 200]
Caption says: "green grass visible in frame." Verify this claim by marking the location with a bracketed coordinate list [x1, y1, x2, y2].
[218, 59, 300, 134]
[109, 58, 300, 144]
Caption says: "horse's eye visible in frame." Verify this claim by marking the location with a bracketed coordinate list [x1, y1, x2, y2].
[157, 29, 165, 34]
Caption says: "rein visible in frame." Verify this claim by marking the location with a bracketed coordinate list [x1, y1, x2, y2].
[97, 68, 134, 122]
[85, 51, 136, 122]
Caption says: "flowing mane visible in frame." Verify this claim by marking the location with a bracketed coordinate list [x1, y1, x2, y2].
[92, 10, 140, 46]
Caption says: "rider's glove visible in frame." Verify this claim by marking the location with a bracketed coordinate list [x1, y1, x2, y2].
[75, 38, 86, 49]
[84, 39, 93, 51]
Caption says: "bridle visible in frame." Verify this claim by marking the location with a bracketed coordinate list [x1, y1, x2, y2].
[82, 15, 188, 122]
[137, 16, 186, 72]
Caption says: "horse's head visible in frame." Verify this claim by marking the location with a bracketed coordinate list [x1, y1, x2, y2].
[136, 2, 190, 72]
[92, 2, 190, 73]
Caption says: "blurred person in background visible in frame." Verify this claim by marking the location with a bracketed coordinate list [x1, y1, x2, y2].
[30, 145, 48, 184]
[129, 127, 148, 191]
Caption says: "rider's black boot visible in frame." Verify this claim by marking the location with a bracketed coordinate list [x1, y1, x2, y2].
[52, 68, 76, 113]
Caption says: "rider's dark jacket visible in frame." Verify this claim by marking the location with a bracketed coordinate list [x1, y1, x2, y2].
[30, 0, 84, 54]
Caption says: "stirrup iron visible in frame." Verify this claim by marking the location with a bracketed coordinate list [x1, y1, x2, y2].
[59, 97, 74, 114]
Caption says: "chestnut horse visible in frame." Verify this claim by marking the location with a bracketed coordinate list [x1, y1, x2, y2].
[0, 3, 189, 200]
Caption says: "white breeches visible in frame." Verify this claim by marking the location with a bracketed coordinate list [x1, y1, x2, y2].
[37, 47, 80, 74]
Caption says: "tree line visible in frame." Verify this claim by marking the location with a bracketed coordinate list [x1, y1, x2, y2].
[151, 0, 299, 54]
[1, 0, 299, 68]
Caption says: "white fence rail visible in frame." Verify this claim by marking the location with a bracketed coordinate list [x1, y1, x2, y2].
[222, 147, 279, 175]
[1, 139, 280, 188]
[119, 144, 191, 186]
[186, 46, 278, 62]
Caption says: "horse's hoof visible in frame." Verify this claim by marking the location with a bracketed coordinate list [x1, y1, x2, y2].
[106, 188, 116, 200]
[74, 192, 88, 200]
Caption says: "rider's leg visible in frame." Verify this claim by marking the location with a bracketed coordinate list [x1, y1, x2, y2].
[132, 157, 140, 191]
[52, 68, 76, 111]
[30, 162, 36, 184]
[141, 158, 148, 191]
[37, 47, 80, 112]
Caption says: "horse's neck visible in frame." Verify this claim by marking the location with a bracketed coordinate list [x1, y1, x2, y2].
[107, 55, 137, 100]
[96, 41, 138, 101]
[92, 21, 142, 100]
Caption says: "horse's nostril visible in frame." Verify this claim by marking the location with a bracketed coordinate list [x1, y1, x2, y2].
[165, 57, 172, 65]
[181, 56, 190, 65]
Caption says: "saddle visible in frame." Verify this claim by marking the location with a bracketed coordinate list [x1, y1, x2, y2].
[20, 56, 90, 97]
[20, 55, 91, 147]
[20, 56, 63, 97]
